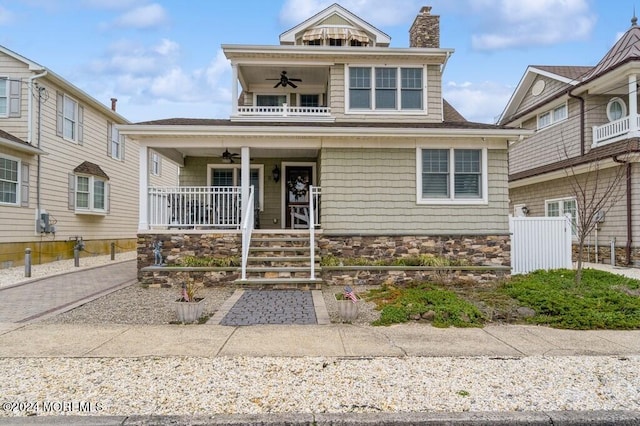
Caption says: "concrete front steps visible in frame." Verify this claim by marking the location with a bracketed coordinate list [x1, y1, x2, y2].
[235, 231, 322, 289]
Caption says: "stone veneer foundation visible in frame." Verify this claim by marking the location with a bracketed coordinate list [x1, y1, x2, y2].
[137, 233, 511, 287]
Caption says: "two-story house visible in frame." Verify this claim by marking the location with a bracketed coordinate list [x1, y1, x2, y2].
[0, 45, 179, 268]
[502, 16, 640, 267]
[123, 4, 528, 286]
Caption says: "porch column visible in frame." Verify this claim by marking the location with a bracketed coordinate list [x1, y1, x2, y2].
[241, 146, 250, 218]
[231, 63, 238, 116]
[138, 145, 149, 231]
[629, 74, 638, 132]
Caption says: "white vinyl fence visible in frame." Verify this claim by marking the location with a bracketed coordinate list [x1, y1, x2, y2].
[510, 216, 573, 275]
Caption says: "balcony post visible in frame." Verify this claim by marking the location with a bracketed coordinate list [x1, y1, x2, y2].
[629, 74, 638, 132]
[138, 145, 149, 231]
[231, 63, 238, 116]
[240, 146, 250, 220]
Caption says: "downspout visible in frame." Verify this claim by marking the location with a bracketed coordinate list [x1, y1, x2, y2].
[567, 89, 585, 156]
[613, 155, 632, 265]
[28, 70, 48, 226]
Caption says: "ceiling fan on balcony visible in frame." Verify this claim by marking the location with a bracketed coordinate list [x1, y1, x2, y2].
[221, 149, 240, 163]
[267, 70, 302, 88]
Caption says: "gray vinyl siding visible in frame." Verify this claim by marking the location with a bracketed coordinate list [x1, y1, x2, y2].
[0, 146, 36, 241]
[509, 164, 639, 248]
[509, 98, 581, 175]
[320, 146, 508, 234]
[516, 75, 569, 116]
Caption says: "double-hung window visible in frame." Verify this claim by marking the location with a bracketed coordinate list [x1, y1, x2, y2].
[75, 175, 107, 213]
[418, 148, 487, 204]
[349, 66, 424, 111]
[0, 155, 19, 205]
[545, 197, 578, 236]
[151, 152, 160, 176]
[56, 92, 83, 143]
[108, 123, 124, 160]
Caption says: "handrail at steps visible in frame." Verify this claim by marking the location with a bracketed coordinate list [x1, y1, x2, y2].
[240, 186, 255, 280]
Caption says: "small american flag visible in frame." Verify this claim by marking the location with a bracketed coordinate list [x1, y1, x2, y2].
[344, 285, 358, 303]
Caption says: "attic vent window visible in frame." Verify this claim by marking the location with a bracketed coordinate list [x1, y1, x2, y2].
[302, 27, 369, 46]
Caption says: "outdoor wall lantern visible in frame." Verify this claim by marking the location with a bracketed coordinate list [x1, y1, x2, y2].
[272, 165, 281, 183]
[521, 206, 529, 216]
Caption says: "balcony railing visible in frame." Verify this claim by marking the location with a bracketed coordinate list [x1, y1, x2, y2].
[593, 115, 640, 146]
[236, 103, 331, 117]
[148, 186, 242, 229]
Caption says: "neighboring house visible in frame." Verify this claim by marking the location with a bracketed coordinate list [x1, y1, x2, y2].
[0, 45, 179, 267]
[501, 16, 640, 266]
[121, 4, 527, 284]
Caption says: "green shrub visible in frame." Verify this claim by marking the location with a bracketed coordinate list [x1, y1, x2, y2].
[177, 256, 239, 267]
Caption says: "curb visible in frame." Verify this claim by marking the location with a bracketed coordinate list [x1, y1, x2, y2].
[2, 411, 640, 425]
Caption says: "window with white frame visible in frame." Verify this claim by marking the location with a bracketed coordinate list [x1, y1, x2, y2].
[56, 92, 83, 143]
[151, 152, 160, 176]
[299, 94, 320, 107]
[108, 123, 124, 160]
[257, 95, 287, 107]
[75, 175, 107, 212]
[0, 77, 21, 118]
[607, 97, 627, 121]
[0, 155, 19, 205]
[418, 148, 486, 203]
[0, 78, 7, 117]
[537, 103, 567, 130]
[546, 197, 577, 236]
[348, 66, 424, 111]
[209, 164, 264, 210]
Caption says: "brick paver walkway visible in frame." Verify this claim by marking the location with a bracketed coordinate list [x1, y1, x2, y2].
[0, 260, 136, 323]
[220, 290, 317, 326]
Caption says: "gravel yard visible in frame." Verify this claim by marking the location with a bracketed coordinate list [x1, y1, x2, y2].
[2, 254, 640, 419]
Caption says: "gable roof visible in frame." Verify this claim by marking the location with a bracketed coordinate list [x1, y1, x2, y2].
[279, 3, 391, 46]
[0, 45, 129, 124]
[74, 161, 110, 180]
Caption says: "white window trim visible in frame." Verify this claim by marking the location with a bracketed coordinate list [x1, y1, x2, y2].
[545, 196, 578, 238]
[151, 152, 160, 176]
[62, 94, 79, 143]
[206, 163, 265, 211]
[111, 126, 122, 160]
[254, 93, 290, 106]
[416, 146, 489, 205]
[0, 77, 7, 118]
[75, 174, 107, 215]
[0, 153, 20, 206]
[606, 97, 627, 122]
[536, 102, 568, 130]
[345, 64, 427, 114]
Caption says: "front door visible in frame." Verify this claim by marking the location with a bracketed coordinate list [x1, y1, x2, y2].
[285, 166, 312, 228]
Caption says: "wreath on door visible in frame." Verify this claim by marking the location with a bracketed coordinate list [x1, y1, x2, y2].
[287, 175, 309, 200]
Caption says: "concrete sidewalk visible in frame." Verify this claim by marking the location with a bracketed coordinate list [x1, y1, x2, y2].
[0, 322, 639, 358]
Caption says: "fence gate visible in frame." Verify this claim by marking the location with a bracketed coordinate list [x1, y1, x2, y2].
[510, 216, 573, 275]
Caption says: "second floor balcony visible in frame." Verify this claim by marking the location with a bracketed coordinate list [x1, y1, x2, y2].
[592, 114, 640, 147]
[233, 103, 333, 122]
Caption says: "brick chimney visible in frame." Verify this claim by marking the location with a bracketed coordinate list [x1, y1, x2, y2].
[110, 98, 117, 112]
[409, 6, 440, 48]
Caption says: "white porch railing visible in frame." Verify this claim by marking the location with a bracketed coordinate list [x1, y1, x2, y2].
[148, 186, 242, 228]
[237, 103, 331, 117]
[240, 186, 255, 280]
[593, 115, 640, 145]
[309, 186, 321, 279]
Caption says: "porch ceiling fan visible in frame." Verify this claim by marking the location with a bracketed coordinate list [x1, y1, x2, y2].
[267, 70, 302, 88]
[221, 149, 240, 163]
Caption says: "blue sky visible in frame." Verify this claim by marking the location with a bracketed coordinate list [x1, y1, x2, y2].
[0, 0, 637, 124]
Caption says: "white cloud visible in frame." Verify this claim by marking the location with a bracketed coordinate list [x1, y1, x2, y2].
[279, 0, 422, 27]
[113, 3, 168, 29]
[467, 0, 596, 50]
[444, 80, 515, 124]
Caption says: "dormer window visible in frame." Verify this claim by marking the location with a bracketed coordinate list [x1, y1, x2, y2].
[300, 26, 370, 46]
